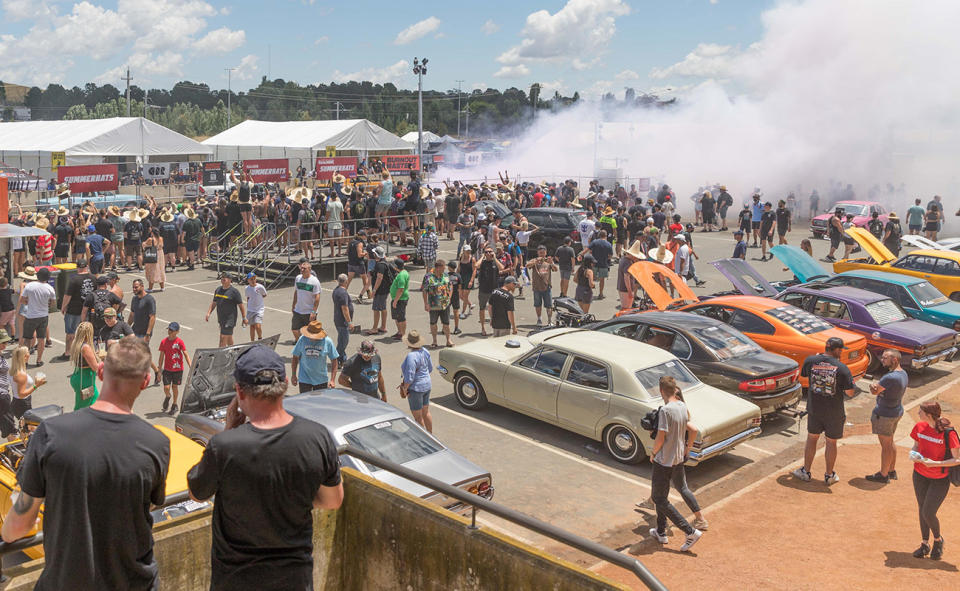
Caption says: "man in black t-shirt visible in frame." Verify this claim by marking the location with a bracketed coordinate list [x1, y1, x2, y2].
[476, 247, 504, 337]
[775, 200, 792, 245]
[488, 276, 518, 337]
[98, 307, 134, 346]
[60, 258, 96, 358]
[205, 273, 247, 347]
[338, 340, 385, 400]
[81, 276, 122, 337]
[188, 345, 343, 591]
[792, 337, 856, 485]
[758, 202, 777, 261]
[2, 337, 169, 591]
[554, 236, 577, 297]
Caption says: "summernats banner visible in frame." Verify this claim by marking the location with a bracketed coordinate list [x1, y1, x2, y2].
[58, 164, 119, 193]
[382, 155, 420, 174]
[243, 159, 290, 183]
[314, 156, 357, 181]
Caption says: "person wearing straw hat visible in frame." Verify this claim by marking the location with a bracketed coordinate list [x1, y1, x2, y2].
[107, 205, 125, 272]
[52, 210, 72, 264]
[181, 208, 203, 271]
[19, 267, 56, 367]
[291, 321, 339, 393]
[33, 216, 55, 267]
[159, 209, 179, 272]
[400, 330, 434, 432]
[618, 240, 646, 310]
[882, 211, 903, 256]
[123, 208, 144, 270]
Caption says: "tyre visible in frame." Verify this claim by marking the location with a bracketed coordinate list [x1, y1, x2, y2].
[950, 292, 960, 303]
[191, 438, 209, 448]
[812, 232, 824, 240]
[454, 372, 488, 410]
[603, 424, 646, 464]
[865, 349, 880, 374]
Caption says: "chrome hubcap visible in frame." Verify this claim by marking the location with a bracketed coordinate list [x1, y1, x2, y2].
[614, 431, 634, 452]
[461, 381, 477, 400]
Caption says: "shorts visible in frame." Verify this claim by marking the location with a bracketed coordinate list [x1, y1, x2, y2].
[478, 291, 493, 309]
[830, 234, 841, 249]
[807, 410, 845, 440]
[347, 263, 367, 276]
[429, 308, 450, 325]
[842, 235, 855, 245]
[493, 328, 511, 337]
[534, 289, 552, 309]
[64, 313, 82, 335]
[219, 323, 236, 336]
[55, 246, 69, 259]
[247, 310, 264, 325]
[451, 292, 461, 310]
[239, 202, 253, 212]
[185, 240, 199, 253]
[751, 221, 761, 230]
[292, 312, 312, 331]
[407, 388, 431, 411]
[300, 230, 314, 241]
[372, 293, 388, 311]
[162, 370, 183, 386]
[404, 201, 420, 213]
[0, 310, 15, 329]
[391, 299, 408, 321]
[126, 242, 142, 257]
[596, 267, 610, 279]
[446, 211, 459, 224]
[300, 382, 329, 393]
[328, 228, 343, 237]
[376, 203, 390, 215]
[925, 222, 938, 232]
[22, 316, 48, 340]
[560, 269, 572, 281]
[909, 224, 922, 232]
[871, 411, 901, 436]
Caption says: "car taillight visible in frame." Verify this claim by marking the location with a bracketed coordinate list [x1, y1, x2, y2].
[739, 369, 798, 392]
[914, 345, 927, 357]
[748, 416, 762, 428]
[571, 229, 580, 241]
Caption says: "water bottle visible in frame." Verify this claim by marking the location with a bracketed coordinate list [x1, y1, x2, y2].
[909, 450, 925, 462]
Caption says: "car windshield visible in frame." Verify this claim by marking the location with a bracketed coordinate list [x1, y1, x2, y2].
[691, 325, 761, 360]
[908, 281, 949, 307]
[634, 360, 700, 395]
[765, 305, 833, 334]
[864, 299, 908, 325]
[835, 203, 868, 216]
[570, 210, 587, 222]
[343, 418, 443, 472]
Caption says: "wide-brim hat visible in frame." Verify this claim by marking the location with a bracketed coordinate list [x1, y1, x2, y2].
[56, 206, 70, 216]
[332, 172, 346, 183]
[653, 246, 674, 265]
[719, 185, 727, 191]
[569, 198, 583, 209]
[107, 205, 121, 217]
[603, 206, 615, 216]
[196, 197, 209, 207]
[56, 183, 71, 198]
[184, 208, 197, 219]
[404, 330, 424, 348]
[160, 212, 175, 222]
[419, 186, 431, 200]
[128, 210, 142, 222]
[300, 320, 327, 340]
[624, 240, 647, 260]
[341, 185, 353, 196]
[888, 212, 898, 219]
[18, 267, 37, 280]
[34, 216, 49, 230]
[138, 208, 150, 218]
[0, 329, 11, 345]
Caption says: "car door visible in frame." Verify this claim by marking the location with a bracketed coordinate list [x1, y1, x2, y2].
[556, 355, 612, 437]
[503, 346, 567, 421]
[811, 295, 859, 332]
[727, 308, 778, 350]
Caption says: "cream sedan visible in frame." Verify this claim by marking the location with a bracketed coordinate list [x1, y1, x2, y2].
[437, 328, 762, 465]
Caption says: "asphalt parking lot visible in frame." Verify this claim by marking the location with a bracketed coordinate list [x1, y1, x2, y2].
[22, 228, 960, 567]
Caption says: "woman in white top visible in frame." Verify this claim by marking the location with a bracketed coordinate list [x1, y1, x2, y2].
[7, 345, 44, 439]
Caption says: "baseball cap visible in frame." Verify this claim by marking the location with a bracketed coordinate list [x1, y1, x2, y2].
[359, 340, 376, 355]
[234, 345, 286, 385]
[106, 271, 119, 280]
[246, 272, 256, 279]
[168, 322, 181, 331]
[219, 271, 232, 280]
[299, 256, 309, 264]
[825, 337, 846, 351]
[462, 245, 471, 252]
[103, 307, 117, 317]
[96, 276, 109, 285]
[504, 275, 518, 285]
[734, 229, 744, 236]
[372, 246, 386, 259]
[674, 234, 686, 242]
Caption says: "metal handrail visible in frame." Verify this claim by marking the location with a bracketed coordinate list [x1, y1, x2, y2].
[337, 444, 667, 591]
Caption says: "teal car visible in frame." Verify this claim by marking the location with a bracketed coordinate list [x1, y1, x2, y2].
[770, 246, 960, 331]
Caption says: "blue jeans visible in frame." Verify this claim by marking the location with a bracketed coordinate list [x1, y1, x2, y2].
[335, 325, 349, 364]
[407, 388, 431, 411]
[458, 232, 470, 256]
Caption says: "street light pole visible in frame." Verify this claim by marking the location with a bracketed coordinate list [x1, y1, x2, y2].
[413, 57, 428, 173]
[455, 79, 464, 137]
[225, 67, 236, 128]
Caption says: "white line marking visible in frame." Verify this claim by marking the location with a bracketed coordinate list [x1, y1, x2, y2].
[165, 281, 292, 315]
[155, 317, 193, 330]
[739, 442, 777, 457]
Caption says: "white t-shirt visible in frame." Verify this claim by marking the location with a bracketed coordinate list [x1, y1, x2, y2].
[21, 281, 56, 319]
[326, 199, 344, 230]
[578, 219, 596, 248]
[516, 230, 534, 246]
[675, 244, 691, 277]
[294, 274, 322, 315]
[245, 283, 268, 314]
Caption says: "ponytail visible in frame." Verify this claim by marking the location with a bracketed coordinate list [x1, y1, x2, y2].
[935, 417, 952, 433]
[920, 401, 950, 433]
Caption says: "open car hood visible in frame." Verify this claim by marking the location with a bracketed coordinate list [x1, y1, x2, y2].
[846, 227, 896, 264]
[709, 258, 778, 298]
[627, 260, 697, 309]
[180, 335, 280, 413]
[770, 245, 832, 283]
[900, 235, 946, 251]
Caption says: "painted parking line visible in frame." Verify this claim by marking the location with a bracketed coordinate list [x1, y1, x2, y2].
[738, 442, 777, 457]
[164, 281, 292, 315]
[155, 317, 193, 330]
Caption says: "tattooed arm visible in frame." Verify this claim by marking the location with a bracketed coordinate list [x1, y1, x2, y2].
[1, 491, 43, 542]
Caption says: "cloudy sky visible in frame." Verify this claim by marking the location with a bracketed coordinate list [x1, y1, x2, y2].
[0, 0, 772, 96]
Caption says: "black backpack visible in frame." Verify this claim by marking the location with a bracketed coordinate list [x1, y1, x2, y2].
[943, 427, 960, 487]
[90, 290, 113, 324]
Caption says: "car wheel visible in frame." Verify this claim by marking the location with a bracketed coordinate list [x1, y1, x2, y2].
[865, 349, 880, 374]
[603, 424, 646, 464]
[812, 232, 824, 240]
[950, 292, 960, 302]
[191, 438, 208, 448]
[454, 372, 488, 410]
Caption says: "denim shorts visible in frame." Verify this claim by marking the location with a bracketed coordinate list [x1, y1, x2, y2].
[64, 313, 82, 335]
[407, 388, 431, 411]
[533, 289, 552, 309]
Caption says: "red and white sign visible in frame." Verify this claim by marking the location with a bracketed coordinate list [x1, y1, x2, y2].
[382, 155, 420, 173]
[58, 164, 119, 193]
[243, 159, 290, 182]
[315, 156, 357, 181]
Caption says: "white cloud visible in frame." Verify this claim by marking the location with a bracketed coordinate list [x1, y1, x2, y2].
[482, 20, 500, 35]
[332, 60, 410, 86]
[314, 36, 329, 45]
[193, 27, 246, 54]
[649, 43, 744, 80]
[97, 51, 185, 84]
[2, 0, 55, 21]
[496, 0, 630, 72]
[493, 64, 531, 79]
[232, 54, 259, 81]
[710, 0, 719, 4]
[615, 69, 640, 81]
[472, 82, 487, 91]
[394, 16, 441, 45]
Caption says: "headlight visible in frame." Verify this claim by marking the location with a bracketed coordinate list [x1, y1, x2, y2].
[848, 350, 860, 360]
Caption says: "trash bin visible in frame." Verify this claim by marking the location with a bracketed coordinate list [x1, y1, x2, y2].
[54, 262, 77, 309]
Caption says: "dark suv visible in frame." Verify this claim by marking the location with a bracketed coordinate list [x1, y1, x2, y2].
[516, 207, 587, 252]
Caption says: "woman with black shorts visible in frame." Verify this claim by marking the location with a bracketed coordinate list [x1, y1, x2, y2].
[457, 247, 476, 319]
[574, 255, 596, 314]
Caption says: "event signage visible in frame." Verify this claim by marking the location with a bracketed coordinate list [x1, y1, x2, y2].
[242, 159, 290, 182]
[637, 178, 651, 192]
[141, 162, 171, 180]
[57, 164, 119, 193]
[50, 152, 66, 172]
[202, 161, 225, 186]
[382, 155, 421, 173]
[325, 145, 337, 157]
[314, 156, 357, 181]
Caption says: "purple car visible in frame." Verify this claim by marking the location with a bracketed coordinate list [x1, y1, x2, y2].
[711, 258, 959, 372]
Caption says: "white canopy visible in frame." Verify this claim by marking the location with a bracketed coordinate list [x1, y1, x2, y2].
[202, 119, 413, 164]
[402, 130, 442, 145]
[0, 117, 212, 174]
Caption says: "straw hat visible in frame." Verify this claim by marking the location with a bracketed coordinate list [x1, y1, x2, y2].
[138, 208, 150, 219]
[128, 210, 142, 223]
[107, 205, 121, 217]
[56, 183, 71, 198]
[624, 240, 647, 260]
[419, 186, 431, 200]
[569, 197, 583, 209]
[34, 216, 49, 230]
[300, 320, 327, 340]
[160, 211, 175, 223]
[196, 197, 209, 207]
[602, 206, 615, 216]
[652, 245, 674, 266]
[332, 172, 346, 184]
[292, 187, 313, 203]
[18, 267, 38, 280]
[56, 206, 70, 216]
[404, 330, 424, 349]
[229, 190, 239, 202]
[341, 185, 353, 196]
[719, 185, 727, 191]
[184, 208, 197, 219]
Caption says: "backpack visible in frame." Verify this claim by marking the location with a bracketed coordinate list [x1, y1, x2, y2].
[90, 290, 113, 324]
[301, 209, 316, 224]
[943, 427, 960, 487]
[381, 261, 399, 286]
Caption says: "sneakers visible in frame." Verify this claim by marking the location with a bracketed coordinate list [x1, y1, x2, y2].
[635, 498, 655, 510]
[865, 472, 889, 483]
[825, 471, 839, 485]
[792, 467, 812, 481]
[680, 529, 703, 552]
[162, 396, 170, 412]
[169, 403, 178, 416]
[693, 518, 709, 531]
[889, 470, 898, 480]
[913, 542, 930, 558]
[453, 328, 463, 336]
[649, 528, 668, 544]
[931, 538, 944, 560]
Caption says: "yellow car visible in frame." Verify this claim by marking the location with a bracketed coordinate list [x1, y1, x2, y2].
[0, 405, 207, 559]
[834, 228, 960, 301]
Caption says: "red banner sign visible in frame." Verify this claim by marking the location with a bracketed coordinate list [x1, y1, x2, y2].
[382, 155, 421, 173]
[58, 164, 119, 193]
[243, 159, 290, 182]
[203, 161, 223, 170]
[314, 157, 357, 181]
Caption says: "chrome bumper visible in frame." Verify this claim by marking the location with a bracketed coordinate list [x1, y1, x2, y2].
[687, 427, 762, 465]
[910, 346, 957, 369]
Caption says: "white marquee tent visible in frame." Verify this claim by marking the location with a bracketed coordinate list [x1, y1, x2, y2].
[402, 130, 442, 145]
[0, 117, 212, 177]
[202, 119, 413, 166]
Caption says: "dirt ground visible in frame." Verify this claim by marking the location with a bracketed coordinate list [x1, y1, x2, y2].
[595, 383, 960, 590]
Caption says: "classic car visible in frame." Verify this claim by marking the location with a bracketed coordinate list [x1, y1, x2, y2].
[769, 244, 834, 289]
[810, 200, 887, 239]
[821, 270, 960, 331]
[833, 228, 960, 301]
[0, 405, 208, 559]
[34, 191, 148, 211]
[437, 328, 762, 465]
[589, 312, 801, 416]
[174, 339, 493, 512]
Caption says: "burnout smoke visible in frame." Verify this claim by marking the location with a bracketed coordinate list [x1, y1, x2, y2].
[442, 0, 960, 220]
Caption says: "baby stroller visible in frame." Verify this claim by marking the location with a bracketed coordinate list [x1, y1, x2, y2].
[550, 296, 596, 328]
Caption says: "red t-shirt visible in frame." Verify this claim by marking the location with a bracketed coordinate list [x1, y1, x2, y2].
[158, 337, 187, 372]
[911, 421, 960, 479]
[533, 192, 544, 207]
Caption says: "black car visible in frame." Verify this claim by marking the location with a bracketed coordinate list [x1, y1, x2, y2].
[590, 311, 802, 416]
[516, 207, 587, 252]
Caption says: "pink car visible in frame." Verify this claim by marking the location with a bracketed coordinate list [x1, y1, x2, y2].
[810, 200, 888, 239]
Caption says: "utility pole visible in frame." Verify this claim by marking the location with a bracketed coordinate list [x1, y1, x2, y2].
[225, 67, 236, 128]
[267, 44, 271, 80]
[412, 58, 428, 172]
[463, 104, 471, 139]
[334, 101, 343, 120]
[122, 68, 133, 117]
[455, 79, 464, 137]
[143, 88, 147, 118]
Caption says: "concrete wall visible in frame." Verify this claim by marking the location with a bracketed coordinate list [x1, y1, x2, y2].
[2, 469, 629, 591]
